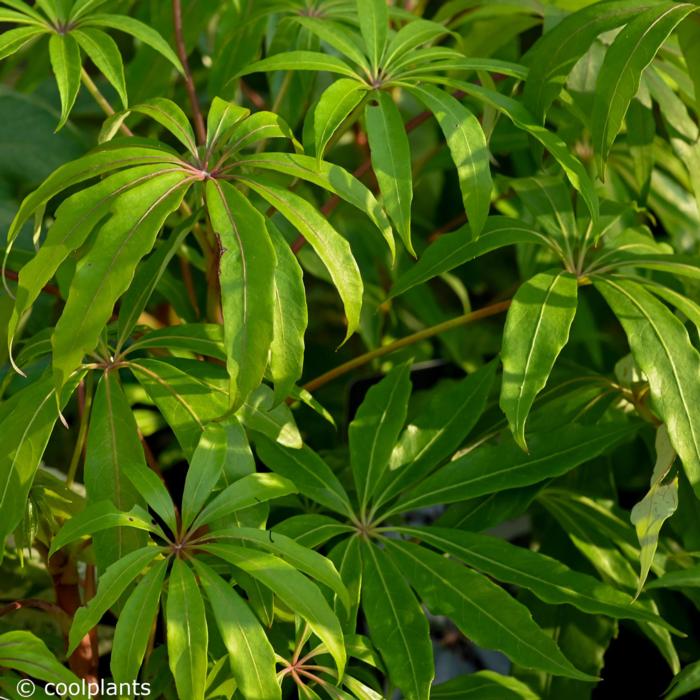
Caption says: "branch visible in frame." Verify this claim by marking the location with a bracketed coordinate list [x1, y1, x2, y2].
[172, 0, 206, 146]
[2, 268, 61, 298]
[302, 299, 511, 392]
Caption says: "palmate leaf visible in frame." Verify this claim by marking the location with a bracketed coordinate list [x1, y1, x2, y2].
[595, 278, 700, 499]
[294, 16, 371, 74]
[72, 27, 127, 108]
[192, 559, 281, 700]
[166, 559, 208, 700]
[407, 84, 492, 236]
[591, 2, 697, 170]
[84, 371, 148, 571]
[356, 0, 387, 71]
[203, 542, 346, 676]
[350, 362, 412, 513]
[48, 33, 81, 130]
[205, 179, 276, 410]
[386, 540, 595, 682]
[51, 171, 190, 392]
[500, 270, 579, 451]
[361, 541, 434, 700]
[121, 461, 178, 536]
[238, 50, 360, 79]
[0, 26, 45, 61]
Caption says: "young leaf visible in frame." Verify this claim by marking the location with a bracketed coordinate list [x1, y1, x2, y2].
[309, 77, 367, 160]
[239, 177, 363, 341]
[365, 91, 414, 254]
[110, 558, 167, 685]
[500, 270, 579, 451]
[166, 558, 208, 700]
[203, 543, 346, 677]
[206, 96, 250, 152]
[407, 85, 492, 235]
[361, 541, 434, 700]
[205, 179, 276, 409]
[68, 546, 160, 653]
[595, 278, 700, 499]
[48, 33, 81, 130]
[356, 0, 387, 70]
[349, 363, 412, 512]
[126, 98, 198, 156]
[386, 540, 595, 681]
[268, 222, 307, 403]
[84, 372, 148, 570]
[192, 559, 281, 700]
[592, 3, 696, 169]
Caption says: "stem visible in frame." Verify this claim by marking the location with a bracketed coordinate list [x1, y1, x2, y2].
[172, 0, 206, 146]
[80, 68, 133, 137]
[302, 299, 511, 393]
[66, 371, 94, 488]
[2, 268, 61, 297]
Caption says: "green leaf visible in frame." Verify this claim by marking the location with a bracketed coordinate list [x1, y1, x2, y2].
[595, 277, 700, 498]
[239, 177, 363, 341]
[361, 541, 434, 700]
[7, 145, 183, 243]
[84, 371, 148, 570]
[190, 473, 297, 531]
[205, 179, 276, 409]
[400, 526, 674, 629]
[223, 110, 299, 151]
[68, 546, 160, 653]
[435, 79, 599, 221]
[255, 436, 354, 518]
[373, 361, 498, 511]
[192, 559, 281, 700]
[387, 539, 595, 681]
[389, 422, 639, 516]
[592, 3, 697, 169]
[390, 217, 549, 298]
[666, 660, 700, 700]
[365, 91, 414, 255]
[309, 77, 367, 160]
[238, 50, 360, 79]
[203, 543, 346, 676]
[383, 18, 452, 69]
[126, 98, 198, 155]
[166, 558, 208, 700]
[407, 85, 492, 235]
[206, 96, 250, 152]
[0, 631, 83, 692]
[294, 16, 371, 74]
[0, 26, 46, 61]
[237, 384, 303, 449]
[350, 363, 412, 512]
[268, 221, 307, 403]
[49, 501, 160, 556]
[357, 0, 387, 70]
[648, 564, 700, 590]
[500, 270, 579, 451]
[202, 526, 349, 608]
[522, 0, 649, 120]
[125, 324, 225, 360]
[73, 28, 127, 108]
[110, 558, 167, 685]
[432, 670, 538, 699]
[49, 33, 81, 130]
[181, 424, 228, 531]
[85, 13, 183, 73]
[0, 374, 79, 557]
[236, 152, 394, 256]
[115, 215, 198, 350]
[51, 171, 189, 391]
[275, 514, 353, 549]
